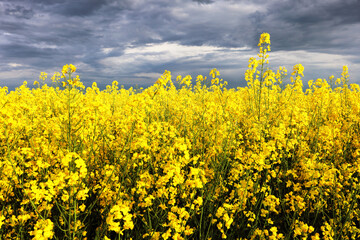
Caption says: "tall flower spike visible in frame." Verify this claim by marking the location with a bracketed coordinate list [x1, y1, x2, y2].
[69, 64, 76, 73]
[62, 64, 69, 76]
[258, 32, 271, 53]
[258, 33, 271, 46]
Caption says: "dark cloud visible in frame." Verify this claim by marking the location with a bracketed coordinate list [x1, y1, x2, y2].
[0, 20, 26, 32]
[325, 0, 360, 24]
[29, 0, 133, 17]
[4, 4, 34, 19]
[53, 1, 106, 17]
[192, 0, 214, 4]
[274, 0, 360, 25]
[260, 0, 360, 52]
[0, 44, 59, 58]
[0, 0, 359, 90]
[44, 0, 128, 17]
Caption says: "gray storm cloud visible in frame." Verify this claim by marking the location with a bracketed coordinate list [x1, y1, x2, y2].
[0, 0, 359, 90]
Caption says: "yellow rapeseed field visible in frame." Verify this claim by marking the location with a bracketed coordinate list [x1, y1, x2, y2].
[1, 33, 360, 240]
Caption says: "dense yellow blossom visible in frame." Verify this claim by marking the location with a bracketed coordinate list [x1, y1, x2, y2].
[29, 219, 54, 240]
[1, 33, 360, 239]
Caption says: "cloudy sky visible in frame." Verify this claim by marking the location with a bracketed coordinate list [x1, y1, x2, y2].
[1, 0, 359, 90]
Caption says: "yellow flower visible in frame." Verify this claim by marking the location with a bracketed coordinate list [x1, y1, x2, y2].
[51, 71, 61, 82]
[61, 191, 69, 202]
[69, 64, 76, 73]
[159, 203, 167, 210]
[209, 68, 220, 79]
[29, 219, 54, 240]
[106, 201, 134, 234]
[216, 207, 225, 218]
[224, 214, 233, 229]
[294, 226, 302, 237]
[79, 204, 86, 212]
[0, 215, 5, 229]
[341, 65, 349, 84]
[39, 72, 48, 81]
[292, 64, 304, 77]
[62, 64, 69, 75]
[194, 196, 203, 206]
[77, 188, 89, 201]
[258, 32, 271, 53]
[162, 229, 172, 240]
[181, 75, 192, 87]
[258, 32, 271, 46]
[311, 233, 321, 240]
